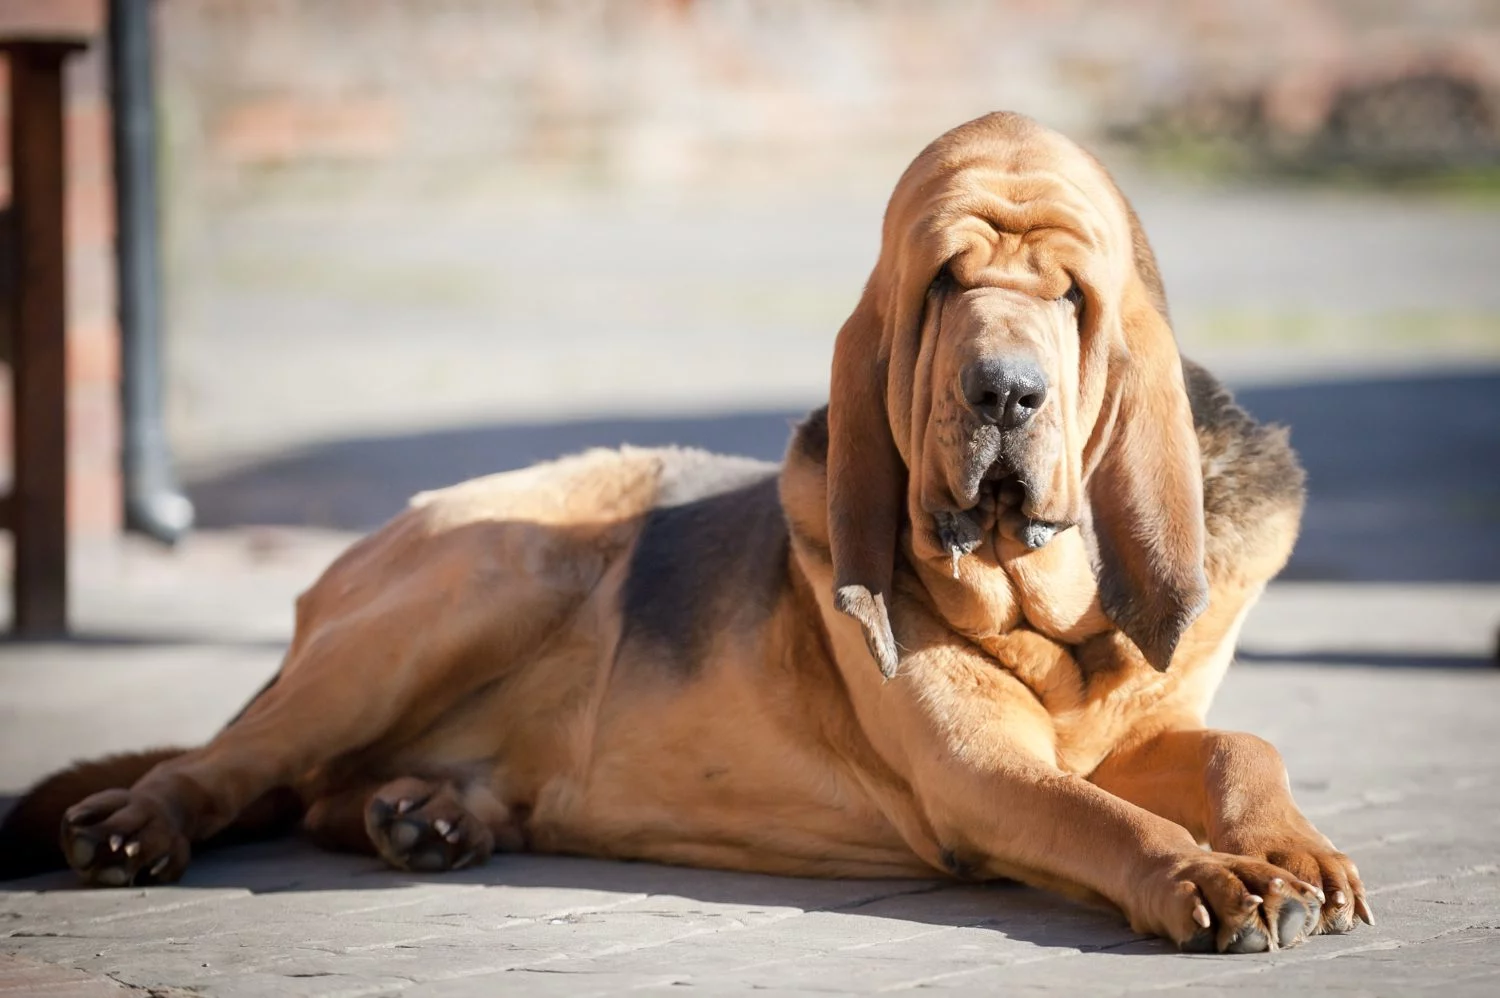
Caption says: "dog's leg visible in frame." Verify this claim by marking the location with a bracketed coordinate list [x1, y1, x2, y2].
[905, 736, 1327, 952]
[1090, 725, 1372, 936]
[842, 610, 1328, 953]
[60, 596, 510, 886]
[300, 781, 380, 856]
[52, 455, 645, 888]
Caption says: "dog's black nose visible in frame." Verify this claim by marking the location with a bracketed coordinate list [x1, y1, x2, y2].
[962, 358, 1047, 429]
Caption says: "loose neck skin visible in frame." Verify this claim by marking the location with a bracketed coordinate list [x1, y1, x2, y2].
[776, 406, 1233, 783]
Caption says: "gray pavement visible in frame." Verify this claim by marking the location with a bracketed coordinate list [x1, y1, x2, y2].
[4, 174, 1500, 993]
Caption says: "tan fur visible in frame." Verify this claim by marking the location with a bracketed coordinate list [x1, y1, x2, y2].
[6, 113, 1364, 954]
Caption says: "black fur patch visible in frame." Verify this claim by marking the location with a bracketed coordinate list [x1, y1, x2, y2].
[792, 406, 830, 466]
[1182, 360, 1307, 563]
[620, 459, 790, 679]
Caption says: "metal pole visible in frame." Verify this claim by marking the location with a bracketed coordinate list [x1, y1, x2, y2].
[110, 0, 193, 544]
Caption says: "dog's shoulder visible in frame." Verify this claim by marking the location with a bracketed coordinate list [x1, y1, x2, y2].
[1182, 360, 1306, 582]
[618, 448, 788, 678]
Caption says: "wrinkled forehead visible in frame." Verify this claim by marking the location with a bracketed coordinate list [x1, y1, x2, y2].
[889, 130, 1133, 296]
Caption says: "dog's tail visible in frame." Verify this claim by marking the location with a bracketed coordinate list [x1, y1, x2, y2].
[0, 748, 183, 880]
[0, 748, 302, 881]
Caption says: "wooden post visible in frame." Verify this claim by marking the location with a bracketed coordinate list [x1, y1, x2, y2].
[3, 38, 88, 636]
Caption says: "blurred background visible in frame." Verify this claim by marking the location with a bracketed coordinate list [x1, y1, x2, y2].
[0, 0, 1497, 778]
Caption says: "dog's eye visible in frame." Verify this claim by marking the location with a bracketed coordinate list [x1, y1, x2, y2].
[1063, 281, 1084, 310]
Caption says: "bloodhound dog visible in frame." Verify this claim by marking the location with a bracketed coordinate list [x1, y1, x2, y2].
[0, 112, 1371, 953]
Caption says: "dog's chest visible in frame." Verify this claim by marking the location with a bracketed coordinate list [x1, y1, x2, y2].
[1050, 666, 1180, 773]
[974, 621, 1223, 776]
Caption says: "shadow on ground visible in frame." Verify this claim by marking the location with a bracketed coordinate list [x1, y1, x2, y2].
[0, 834, 1168, 956]
[189, 368, 1500, 583]
[1235, 649, 1495, 669]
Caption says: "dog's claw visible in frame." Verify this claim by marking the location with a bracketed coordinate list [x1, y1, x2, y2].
[1192, 902, 1211, 929]
[149, 855, 171, 878]
[1356, 897, 1375, 925]
[433, 819, 452, 836]
[108, 834, 123, 852]
[123, 841, 141, 858]
[949, 544, 961, 579]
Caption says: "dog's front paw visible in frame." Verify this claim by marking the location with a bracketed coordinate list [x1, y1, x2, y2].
[364, 778, 493, 873]
[60, 789, 190, 887]
[1136, 851, 1327, 953]
[1220, 830, 1372, 935]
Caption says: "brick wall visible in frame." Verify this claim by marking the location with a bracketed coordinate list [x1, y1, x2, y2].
[0, 0, 119, 537]
[154, 0, 1500, 196]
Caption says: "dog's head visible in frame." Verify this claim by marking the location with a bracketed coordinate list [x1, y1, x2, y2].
[828, 112, 1207, 677]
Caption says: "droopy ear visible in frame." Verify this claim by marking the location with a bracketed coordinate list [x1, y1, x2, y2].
[827, 294, 905, 679]
[1088, 277, 1209, 672]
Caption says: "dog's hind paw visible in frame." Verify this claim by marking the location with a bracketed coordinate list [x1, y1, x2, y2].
[364, 777, 494, 873]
